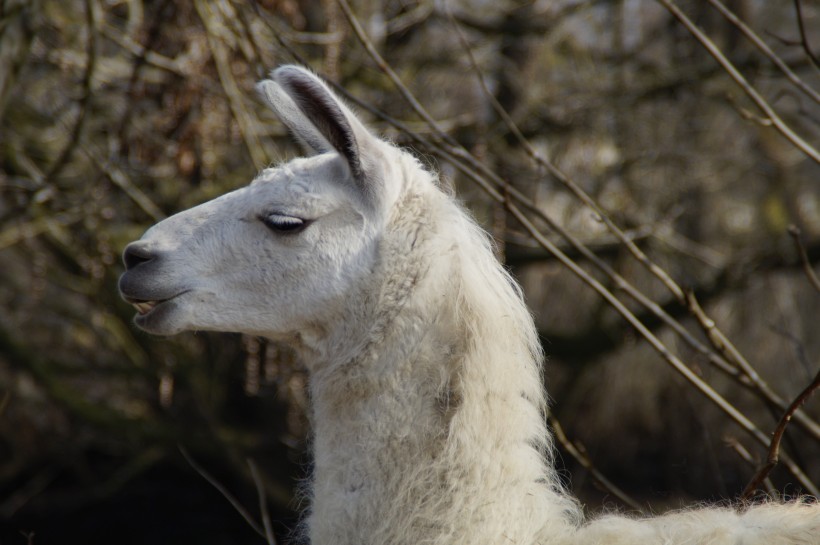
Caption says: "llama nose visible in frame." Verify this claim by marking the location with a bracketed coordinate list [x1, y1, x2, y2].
[123, 241, 157, 270]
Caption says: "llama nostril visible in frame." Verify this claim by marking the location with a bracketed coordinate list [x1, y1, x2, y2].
[123, 242, 156, 270]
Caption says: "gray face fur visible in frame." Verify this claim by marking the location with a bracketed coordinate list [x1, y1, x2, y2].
[118, 66, 398, 341]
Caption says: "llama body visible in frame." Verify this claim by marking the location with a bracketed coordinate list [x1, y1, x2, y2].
[118, 66, 819, 544]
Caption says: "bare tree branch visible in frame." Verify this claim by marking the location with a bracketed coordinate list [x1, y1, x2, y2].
[724, 437, 776, 498]
[179, 445, 268, 540]
[549, 416, 644, 513]
[705, 0, 820, 106]
[789, 225, 820, 294]
[657, 0, 820, 166]
[194, 0, 271, 169]
[742, 368, 820, 500]
[82, 145, 166, 222]
[45, 0, 97, 181]
[248, 458, 277, 545]
[793, 0, 820, 70]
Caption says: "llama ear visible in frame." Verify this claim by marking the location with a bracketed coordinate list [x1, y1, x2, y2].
[256, 65, 374, 183]
[256, 76, 335, 157]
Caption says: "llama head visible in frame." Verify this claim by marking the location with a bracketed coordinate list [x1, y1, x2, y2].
[118, 66, 403, 342]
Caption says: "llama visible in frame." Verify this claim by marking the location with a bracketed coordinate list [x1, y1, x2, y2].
[118, 65, 820, 544]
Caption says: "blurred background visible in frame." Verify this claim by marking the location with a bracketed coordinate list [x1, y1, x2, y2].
[1, 0, 819, 543]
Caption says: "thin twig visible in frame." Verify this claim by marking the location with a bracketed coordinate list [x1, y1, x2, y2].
[336, 0, 457, 150]
[231, 0, 270, 78]
[179, 445, 268, 539]
[1, 468, 59, 518]
[82, 145, 165, 222]
[684, 290, 815, 428]
[0, 390, 8, 418]
[726, 93, 774, 126]
[46, 0, 97, 180]
[0, 213, 82, 251]
[194, 0, 271, 169]
[724, 437, 776, 498]
[788, 225, 820, 294]
[741, 369, 820, 500]
[656, 0, 820, 166]
[100, 22, 186, 76]
[549, 416, 644, 512]
[386, 1, 434, 36]
[768, 324, 813, 379]
[248, 458, 277, 545]
[793, 0, 820, 70]
[705, 0, 820, 106]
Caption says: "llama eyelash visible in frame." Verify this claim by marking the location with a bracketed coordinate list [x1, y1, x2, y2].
[259, 213, 309, 234]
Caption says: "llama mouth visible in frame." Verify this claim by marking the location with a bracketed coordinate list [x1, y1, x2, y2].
[132, 300, 161, 315]
[123, 289, 190, 319]
[125, 297, 167, 316]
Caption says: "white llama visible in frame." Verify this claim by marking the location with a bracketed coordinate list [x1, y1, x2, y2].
[118, 65, 819, 545]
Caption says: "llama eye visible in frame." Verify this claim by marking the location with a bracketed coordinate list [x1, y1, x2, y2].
[260, 213, 308, 234]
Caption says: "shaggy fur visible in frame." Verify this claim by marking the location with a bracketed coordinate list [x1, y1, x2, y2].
[118, 65, 820, 544]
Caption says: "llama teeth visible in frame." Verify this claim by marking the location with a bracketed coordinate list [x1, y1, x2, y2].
[134, 301, 157, 315]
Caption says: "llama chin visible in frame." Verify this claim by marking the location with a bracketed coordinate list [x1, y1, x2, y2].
[119, 65, 820, 545]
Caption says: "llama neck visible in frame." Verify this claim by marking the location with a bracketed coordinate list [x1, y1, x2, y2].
[302, 194, 578, 545]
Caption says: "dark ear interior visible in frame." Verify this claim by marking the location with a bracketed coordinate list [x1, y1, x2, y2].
[274, 68, 364, 180]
